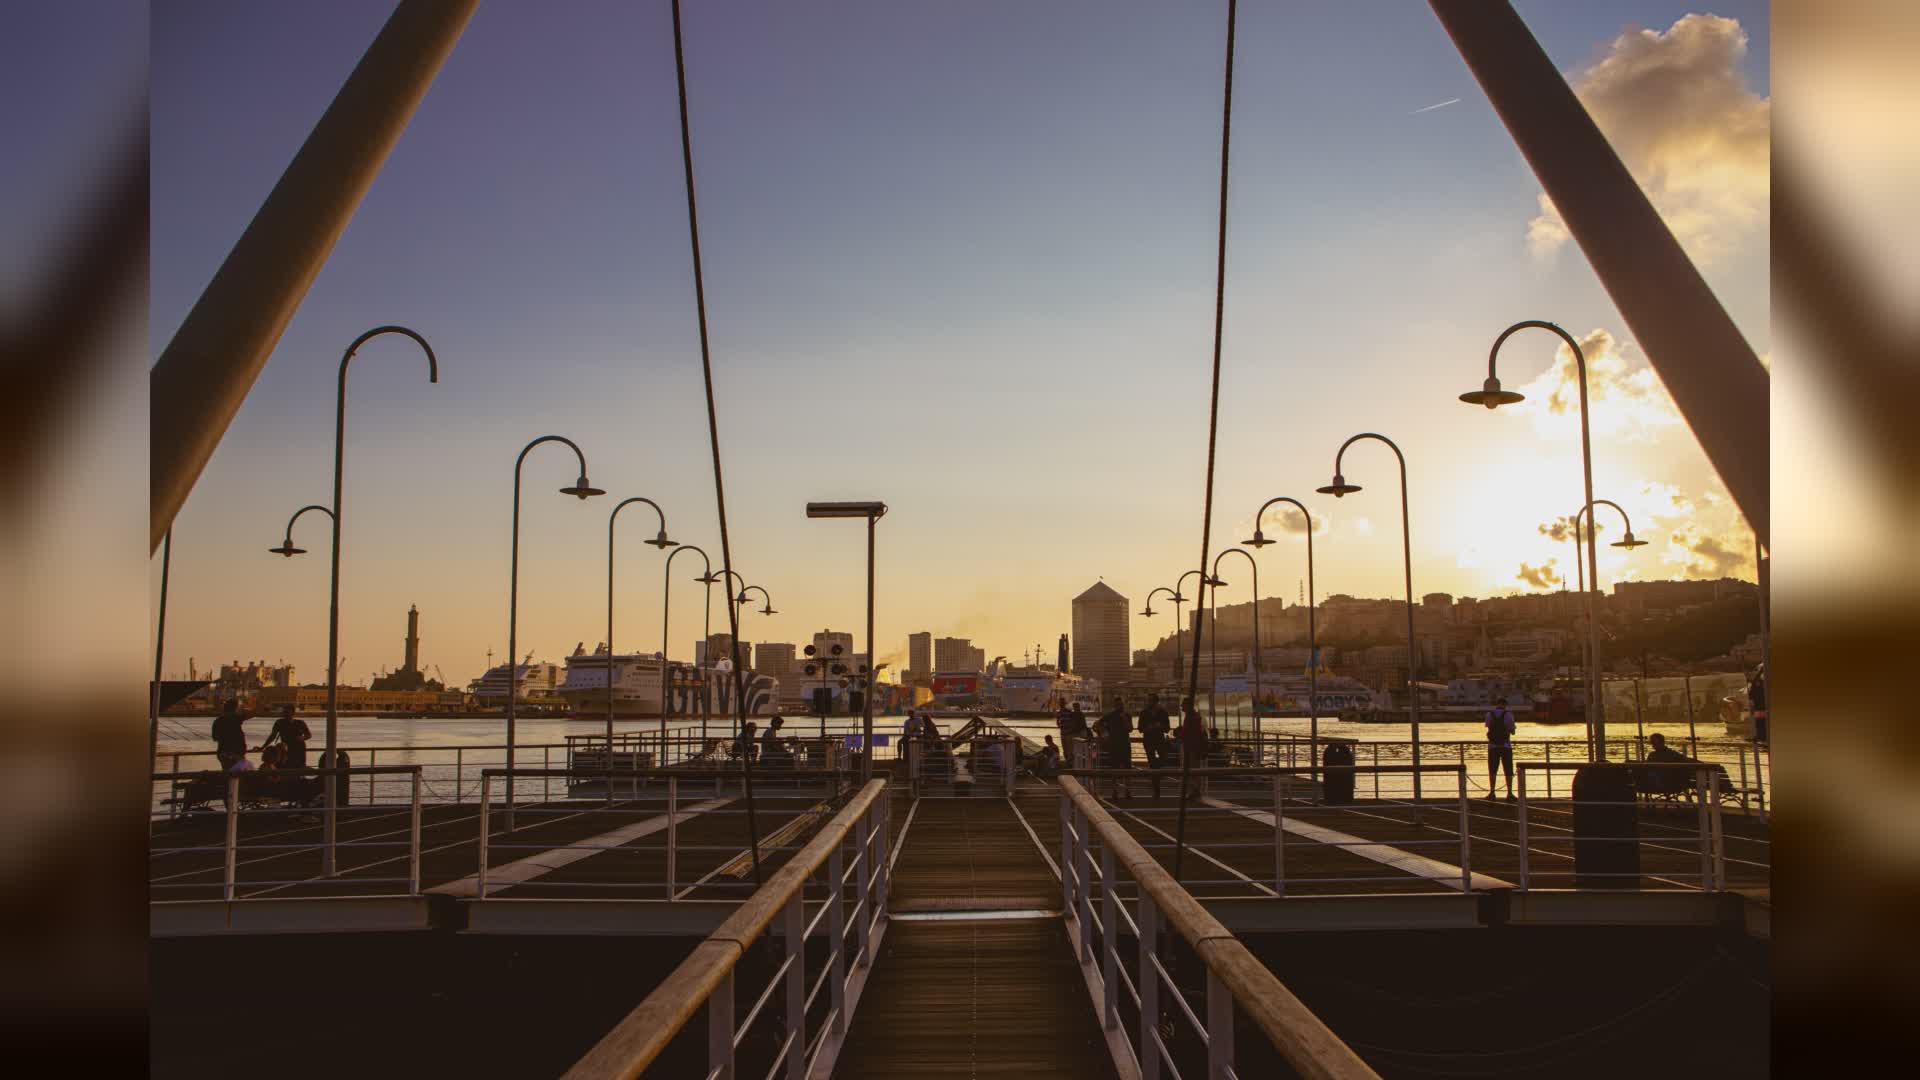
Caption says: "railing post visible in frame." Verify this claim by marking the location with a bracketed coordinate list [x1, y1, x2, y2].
[1544, 741, 1553, 798]
[478, 774, 491, 900]
[410, 768, 423, 895]
[667, 775, 678, 900]
[1696, 766, 1713, 890]
[224, 773, 240, 901]
[1755, 743, 1767, 820]
[708, 968, 735, 1080]
[1075, 806, 1093, 964]
[455, 746, 463, 804]
[1101, 838, 1118, 1028]
[784, 893, 805, 1080]
[1272, 775, 1286, 897]
[855, 810, 874, 966]
[544, 744, 551, 804]
[1059, 791, 1074, 914]
[170, 752, 182, 819]
[1372, 743, 1380, 800]
[1708, 770, 1726, 891]
[1457, 766, 1471, 892]
[1737, 747, 1750, 813]
[1516, 768, 1529, 892]
[1139, 892, 1160, 1080]
[367, 748, 376, 805]
[1206, 968, 1236, 1078]
[829, 839, 847, 1033]
[875, 792, 892, 910]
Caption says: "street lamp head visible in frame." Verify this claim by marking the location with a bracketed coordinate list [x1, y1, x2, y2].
[560, 476, 605, 499]
[1140, 607, 1156, 618]
[1170, 592, 1186, 604]
[1204, 575, 1227, 588]
[759, 606, 777, 616]
[268, 540, 305, 558]
[1243, 529, 1274, 548]
[1317, 474, 1362, 497]
[806, 501, 888, 519]
[696, 571, 723, 585]
[1459, 375, 1525, 410]
[1611, 530, 1648, 550]
[646, 530, 677, 550]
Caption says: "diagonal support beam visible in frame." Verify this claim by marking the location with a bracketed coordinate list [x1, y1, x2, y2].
[150, 0, 479, 550]
[1430, 0, 1769, 547]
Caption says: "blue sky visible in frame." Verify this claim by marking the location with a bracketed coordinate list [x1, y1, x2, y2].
[146, 2, 1771, 685]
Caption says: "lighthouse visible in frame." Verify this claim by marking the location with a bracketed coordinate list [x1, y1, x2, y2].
[404, 605, 420, 674]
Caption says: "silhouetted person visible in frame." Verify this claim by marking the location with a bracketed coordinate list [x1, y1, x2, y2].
[761, 715, 793, 769]
[1485, 700, 1516, 799]
[1138, 693, 1172, 767]
[1100, 698, 1133, 798]
[262, 705, 311, 769]
[212, 699, 249, 770]
[732, 721, 759, 764]
[1062, 703, 1090, 768]
[1748, 664, 1768, 745]
[1178, 697, 1206, 803]
[1033, 735, 1061, 779]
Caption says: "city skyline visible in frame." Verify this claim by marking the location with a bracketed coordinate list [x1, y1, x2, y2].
[150, 2, 1768, 688]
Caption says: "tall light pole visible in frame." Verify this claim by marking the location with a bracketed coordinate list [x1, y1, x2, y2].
[312, 326, 437, 875]
[1209, 547, 1260, 743]
[1245, 496, 1319, 779]
[663, 544, 720, 747]
[1569, 498, 1648, 754]
[506, 435, 603, 833]
[151, 530, 173, 771]
[806, 501, 887, 780]
[1319, 432, 1424, 800]
[1461, 319, 1606, 757]
[606, 497, 674, 785]
[1173, 568, 1205, 700]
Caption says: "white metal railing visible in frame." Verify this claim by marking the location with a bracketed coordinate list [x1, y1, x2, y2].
[147, 764, 424, 900]
[561, 779, 891, 1080]
[902, 733, 1016, 797]
[1058, 776, 1380, 1080]
[471, 766, 852, 900]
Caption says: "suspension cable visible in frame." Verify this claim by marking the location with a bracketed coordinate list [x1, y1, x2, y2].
[670, 0, 760, 884]
[1175, 0, 1239, 882]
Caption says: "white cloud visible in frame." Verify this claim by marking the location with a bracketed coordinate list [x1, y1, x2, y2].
[1514, 327, 1684, 442]
[1528, 14, 1770, 264]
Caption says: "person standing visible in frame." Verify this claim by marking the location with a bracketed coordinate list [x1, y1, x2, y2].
[1178, 696, 1207, 803]
[1138, 693, 1171, 767]
[1100, 698, 1133, 798]
[1485, 699, 1517, 799]
[1747, 664, 1768, 746]
[262, 704, 312, 769]
[1063, 703, 1089, 769]
[211, 698, 249, 770]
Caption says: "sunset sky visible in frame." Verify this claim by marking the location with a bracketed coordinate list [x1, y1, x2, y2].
[149, 1, 1771, 686]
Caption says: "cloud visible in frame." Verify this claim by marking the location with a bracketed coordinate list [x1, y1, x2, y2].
[1514, 327, 1685, 442]
[1539, 513, 1609, 543]
[1516, 560, 1563, 590]
[1528, 14, 1770, 264]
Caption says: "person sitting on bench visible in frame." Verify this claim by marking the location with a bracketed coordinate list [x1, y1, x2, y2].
[1033, 735, 1061, 780]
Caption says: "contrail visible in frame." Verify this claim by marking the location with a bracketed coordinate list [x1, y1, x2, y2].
[1411, 98, 1461, 114]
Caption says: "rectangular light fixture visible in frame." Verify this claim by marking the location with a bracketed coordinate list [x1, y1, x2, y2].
[806, 501, 887, 519]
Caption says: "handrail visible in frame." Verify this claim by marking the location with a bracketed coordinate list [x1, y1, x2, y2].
[563, 777, 889, 1079]
[1059, 775, 1379, 1080]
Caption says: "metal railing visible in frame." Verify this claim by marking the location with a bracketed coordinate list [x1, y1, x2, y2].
[148, 764, 424, 900]
[561, 778, 891, 1080]
[1513, 762, 1735, 891]
[470, 767, 853, 900]
[1058, 776, 1380, 1080]
[902, 732, 1016, 796]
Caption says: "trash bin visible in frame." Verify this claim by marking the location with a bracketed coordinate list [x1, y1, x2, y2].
[1321, 740, 1356, 805]
[319, 748, 351, 806]
[1571, 763, 1639, 889]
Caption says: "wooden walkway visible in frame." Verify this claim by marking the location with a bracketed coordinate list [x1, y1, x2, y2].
[832, 794, 1119, 1079]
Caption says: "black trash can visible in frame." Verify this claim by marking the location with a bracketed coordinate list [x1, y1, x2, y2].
[318, 748, 351, 806]
[1571, 763, 1639, 889]
[1322, 740, 1356, 805]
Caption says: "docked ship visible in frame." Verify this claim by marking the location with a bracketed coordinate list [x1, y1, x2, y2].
[1215, 670, 1388, 718]
[559, 642, 779, 718]
[467, 654, 566, 709]
[927, 670, 994, 716]
[997, 664, 1100, 717]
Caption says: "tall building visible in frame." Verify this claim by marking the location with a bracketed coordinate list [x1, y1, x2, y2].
[755, 642, 796, 678]
[1058, 633, 1070, 673]
[934, 636, 973, 672]
[966, 646, 986, 673]
[908, 632, 932, 683]
[1072, 581, 1130, 693]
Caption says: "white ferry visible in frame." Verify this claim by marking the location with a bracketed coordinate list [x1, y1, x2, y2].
[997, 665, 1101, 717]
[1213, 671, 1387, 718]
[558, 641, 778, 718]
[468, 654, 566, 707]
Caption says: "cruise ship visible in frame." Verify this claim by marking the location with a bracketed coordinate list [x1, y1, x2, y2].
[466, 654, 565, 708]
[997, 664, 1100, 717]
[1212, 670, 1388, 718]
[558, 641, 780, 718]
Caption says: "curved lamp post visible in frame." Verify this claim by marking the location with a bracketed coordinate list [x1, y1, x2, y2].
[1209, 547, 1260, 742]
[1172, 568, 1206, 696]
[1461, 320, 1606, 756]
[1141, 586, 1181, 694]
[1568, 498, 1647, 754]
[606, 497, 674, 787]
[663, 544, 719, 748]
[506, 435, 603, 832]
[1319, 432, 1425, 800]
[303, 326, 437, 875]
[1246, 496, 1319, 779]
[806, 500, 888, 778]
